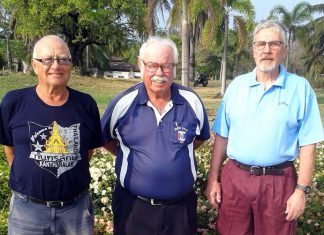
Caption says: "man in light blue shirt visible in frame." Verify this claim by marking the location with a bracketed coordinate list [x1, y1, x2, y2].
[205, 21, 324, 235]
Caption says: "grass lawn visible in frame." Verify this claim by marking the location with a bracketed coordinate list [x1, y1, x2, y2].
[2, 72, 324, 123]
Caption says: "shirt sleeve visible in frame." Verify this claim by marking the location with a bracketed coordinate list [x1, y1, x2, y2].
[89, 99, 104, 149]
[0, 94, 14, 146]
[298, 88, 324, 146]
[212, 93, 230, 138]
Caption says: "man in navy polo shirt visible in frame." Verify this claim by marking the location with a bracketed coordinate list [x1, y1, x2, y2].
[0, 35, 103, 234]
[205, 21, 324, 234]
[101, 36, 210, 235]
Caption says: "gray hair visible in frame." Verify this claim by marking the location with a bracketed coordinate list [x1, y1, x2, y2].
[253, 21, 287, 44]
[32, 35, 71, 58]
[138, 36, 179, 64]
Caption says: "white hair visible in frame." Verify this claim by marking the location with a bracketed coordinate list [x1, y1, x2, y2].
[32, 35, 71, 58]
[253, 20, 287, 44]
[138, 36, 179, 64]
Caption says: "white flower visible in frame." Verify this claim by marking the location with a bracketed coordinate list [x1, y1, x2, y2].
[101, 197, 109, 205]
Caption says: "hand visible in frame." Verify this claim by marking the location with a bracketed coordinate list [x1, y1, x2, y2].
[285, 189, 306, 221]
[205, 177, 222, 208]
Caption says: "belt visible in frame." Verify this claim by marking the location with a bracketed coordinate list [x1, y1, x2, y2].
[136, 191, 194, 206]
[232, 159, 293, 176]
[13, 190, 88, 208]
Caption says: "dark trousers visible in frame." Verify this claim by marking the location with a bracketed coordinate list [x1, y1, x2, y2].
[218, 159, 297, 235]
[112, 182, 197, 235]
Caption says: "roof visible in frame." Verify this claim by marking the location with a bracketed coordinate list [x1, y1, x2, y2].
[108, 61, 140, 72]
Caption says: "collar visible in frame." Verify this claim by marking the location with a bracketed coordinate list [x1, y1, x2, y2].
[249, 64, 286, 88]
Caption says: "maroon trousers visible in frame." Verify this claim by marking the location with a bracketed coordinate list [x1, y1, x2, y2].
[217, 159, 297, 235]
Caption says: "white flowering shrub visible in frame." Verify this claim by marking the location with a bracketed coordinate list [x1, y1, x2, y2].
[1, 143, 323, 234]
[90, 141, 324, 235]
[90, 150, 116, 234]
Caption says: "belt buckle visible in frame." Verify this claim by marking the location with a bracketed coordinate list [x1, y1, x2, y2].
[250, 166, 264, 176]
[150, 199, 163, 206]
[46, 201, 64, 207]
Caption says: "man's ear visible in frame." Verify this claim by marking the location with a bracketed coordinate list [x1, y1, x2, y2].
[31, 60, 38, 75]
[137, 58, 142, 72]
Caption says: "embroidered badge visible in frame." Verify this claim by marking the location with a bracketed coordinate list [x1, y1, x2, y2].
[174, 122, 188, 143]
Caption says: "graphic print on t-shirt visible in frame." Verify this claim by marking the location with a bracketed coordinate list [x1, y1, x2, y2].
[28, 121, 81, 178]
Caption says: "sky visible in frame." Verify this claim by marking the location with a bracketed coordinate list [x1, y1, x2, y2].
[157, 0, 323, 29]
[251, 0, 323, 22]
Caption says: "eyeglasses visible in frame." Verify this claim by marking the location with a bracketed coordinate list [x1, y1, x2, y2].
[140, 59, 175, 73]
[253, 41, 284, 51]
[33, 58, 72, 66]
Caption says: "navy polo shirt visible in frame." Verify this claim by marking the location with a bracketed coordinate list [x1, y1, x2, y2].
[101, 82, 210, 200]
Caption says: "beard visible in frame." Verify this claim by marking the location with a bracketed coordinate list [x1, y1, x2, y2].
[257, 60, 277, 72]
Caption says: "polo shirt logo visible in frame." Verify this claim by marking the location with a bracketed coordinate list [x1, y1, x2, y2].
[174, 122, 189, 143]
[177, 130, 186, 143]
[278, 101, 288, 106]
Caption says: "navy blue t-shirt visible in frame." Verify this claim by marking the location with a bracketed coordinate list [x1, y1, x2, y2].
[0, 86, 103, 201]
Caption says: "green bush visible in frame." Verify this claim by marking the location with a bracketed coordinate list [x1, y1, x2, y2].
[0, 146, 10, 233]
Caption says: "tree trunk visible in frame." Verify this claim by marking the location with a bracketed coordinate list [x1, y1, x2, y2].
[181, 0, 189, 87]
[286, 31, 291, 70]
[189, 23, 195, 82]
[6, 38, 12, 71]
[220, 13, 228, 96]
[145, 0, 158, 36]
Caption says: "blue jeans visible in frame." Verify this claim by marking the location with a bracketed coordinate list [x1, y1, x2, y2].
[8, 191, 94, 235]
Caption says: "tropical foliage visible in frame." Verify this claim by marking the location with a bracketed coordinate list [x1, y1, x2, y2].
[268, 1, 312, 70]
[1, 0, 146, 73]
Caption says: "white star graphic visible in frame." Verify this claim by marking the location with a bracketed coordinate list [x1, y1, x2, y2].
[40, 133, 47, 140]
[32, 141, 43, 151]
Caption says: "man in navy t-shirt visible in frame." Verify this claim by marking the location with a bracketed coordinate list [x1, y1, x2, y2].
[101, 36, 210, 235]
[0, 35, 103, 235]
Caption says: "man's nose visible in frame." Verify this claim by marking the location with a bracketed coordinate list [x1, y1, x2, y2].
[263, 43, 271, 53]
[155, 66, 164, 75]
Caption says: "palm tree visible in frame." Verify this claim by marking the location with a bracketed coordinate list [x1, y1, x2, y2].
[181, 0, 189, 86]
[168, 0, 254, 93]
[218, 0, 254, 95]
[169, 0, 209, 83]
[0, 2, 13, 70]
[302, 4, 324, 76]
[144, 0, 172, 36]
[268, 1, 312, 70]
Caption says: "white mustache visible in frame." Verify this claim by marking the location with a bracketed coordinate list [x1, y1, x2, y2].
[151, 76, 167, 83]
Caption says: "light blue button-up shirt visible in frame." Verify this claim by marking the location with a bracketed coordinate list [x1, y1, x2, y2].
[212, 65, 324, 166]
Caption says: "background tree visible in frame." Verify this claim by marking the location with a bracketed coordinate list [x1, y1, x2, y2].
[144, 0, 172, 36]
[268, 1, 312, 70]
[0, 2, 14, 70]
[217, 0, 254, 95]
[2, 0, 146, 74]
[181, 0, 189, 86]
[303, 4, 324, 77]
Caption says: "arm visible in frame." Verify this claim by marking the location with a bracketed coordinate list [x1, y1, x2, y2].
[285, 144, 316, 221]
[103, 140, 118, 156]
[205, 134, 228, 208]
[194, 139, 205, 150]
[4, 145, 14, 167]
[88, 149, 94, 161]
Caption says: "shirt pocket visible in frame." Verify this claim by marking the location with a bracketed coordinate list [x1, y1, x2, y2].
[170, 122, 197, 146]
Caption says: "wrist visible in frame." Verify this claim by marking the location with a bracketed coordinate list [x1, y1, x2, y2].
[296, 184, 311, 194]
